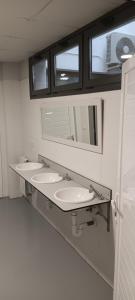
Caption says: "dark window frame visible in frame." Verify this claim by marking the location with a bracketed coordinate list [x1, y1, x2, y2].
[29, 51, 51, 98]
[51, 34, 83, 93]
[29, 2, 135, 99]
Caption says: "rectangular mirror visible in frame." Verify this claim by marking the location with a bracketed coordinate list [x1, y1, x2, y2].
[40, 98, 103, 153]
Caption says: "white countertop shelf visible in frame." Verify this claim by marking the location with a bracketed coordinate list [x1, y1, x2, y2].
[10, 164, 110, 212]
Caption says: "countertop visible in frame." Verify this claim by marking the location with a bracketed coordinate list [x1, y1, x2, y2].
[10, 164, 110, 212]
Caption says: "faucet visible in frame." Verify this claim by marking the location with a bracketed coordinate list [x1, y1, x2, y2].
[63, 173, 71, 181]
[40, 159, 50, 168]
[89, 184, 104, 200]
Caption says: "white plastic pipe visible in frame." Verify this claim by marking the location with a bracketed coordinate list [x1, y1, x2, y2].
[32, 189, 38, 208]
[71, 212, 83, 237]
[46, 200, 53, 211]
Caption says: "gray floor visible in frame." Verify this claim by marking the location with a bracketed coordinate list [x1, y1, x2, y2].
[0, 198, 113, 300]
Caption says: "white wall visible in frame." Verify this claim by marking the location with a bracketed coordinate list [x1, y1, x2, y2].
[19, 60, 121, 286]
[0, 58, 122, 285]
[0, 63, 23, 197]
[20, 61, 121, 194]
[0, 58, 121, 286]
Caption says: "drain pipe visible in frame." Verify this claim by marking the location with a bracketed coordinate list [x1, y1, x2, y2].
[71, 209, 96, 237]
[46, 200, 53, 211]
[71, 212, 83, 237]
[32, 188, 38, 208]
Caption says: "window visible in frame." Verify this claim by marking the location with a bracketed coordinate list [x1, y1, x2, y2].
[29, 2, 135, 98]
[51, 35, 82, 92]
[32, 58, 48, 90]
[91, 20, 135, 76]
[54, 46, 79, 87]
[84, 10, 135, 91]
[29, 51, 50, 98]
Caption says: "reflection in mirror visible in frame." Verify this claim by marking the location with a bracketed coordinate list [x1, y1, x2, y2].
[73, 106, 98, 146]
[41, 106, 75, 139]
[54, 45, 79, 86]
[41, 99, 103, 153]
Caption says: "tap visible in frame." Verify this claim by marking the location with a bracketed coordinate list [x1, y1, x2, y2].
[89, 184, 104, 200]
[40, 159, 50, 168]
[63, 173, 71, 181]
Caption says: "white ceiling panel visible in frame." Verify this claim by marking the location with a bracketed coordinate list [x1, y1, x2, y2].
[0, 0, 125, 61]
[0, 0, 52, 18]
[40, 0, 125, 28]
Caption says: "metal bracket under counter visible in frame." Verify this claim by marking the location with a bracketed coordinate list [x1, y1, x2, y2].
[10, 156, 112, 232]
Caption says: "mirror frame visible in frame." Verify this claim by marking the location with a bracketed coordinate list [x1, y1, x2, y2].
[40, 98, 103, 154]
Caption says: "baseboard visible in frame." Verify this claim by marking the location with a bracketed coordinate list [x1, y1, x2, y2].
[33, 203, 113, 289]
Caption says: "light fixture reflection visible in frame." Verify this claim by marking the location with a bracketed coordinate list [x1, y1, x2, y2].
[60, 73, 66, 77]
[60, 77, 69, 80]
[121, 54, 133, 60]
[45, 112, 53, 115]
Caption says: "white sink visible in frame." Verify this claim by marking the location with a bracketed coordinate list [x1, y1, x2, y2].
[54, 187, 95, 203]
[31, 172, 63, 184]
[16, 162, 44, 171]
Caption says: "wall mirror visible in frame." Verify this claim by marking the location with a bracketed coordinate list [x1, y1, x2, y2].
[40, 98, 103, 153]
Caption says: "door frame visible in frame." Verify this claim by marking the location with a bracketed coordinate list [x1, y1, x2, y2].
[0, 75, 8, 197]
[0, 135, 3, 197]
[113, 55, 135, 299]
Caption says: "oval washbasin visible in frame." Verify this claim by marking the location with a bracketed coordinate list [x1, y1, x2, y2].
[16, 162, 44, 171]
[54, 187, 95, 203]
[31, 172, 63, 184]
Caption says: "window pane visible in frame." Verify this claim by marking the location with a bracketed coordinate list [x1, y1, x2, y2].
[54, 45, 79, 86]
[32, 58, 48, 90]
[91, 20, 135, 75]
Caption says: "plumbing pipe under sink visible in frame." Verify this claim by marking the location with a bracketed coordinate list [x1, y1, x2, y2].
[71, 212, 83, 237]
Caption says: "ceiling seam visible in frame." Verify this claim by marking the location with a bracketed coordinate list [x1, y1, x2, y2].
[19, 0, 54, 21]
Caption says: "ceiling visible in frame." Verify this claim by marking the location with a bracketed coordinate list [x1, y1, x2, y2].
[0, 0, 125, 62]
